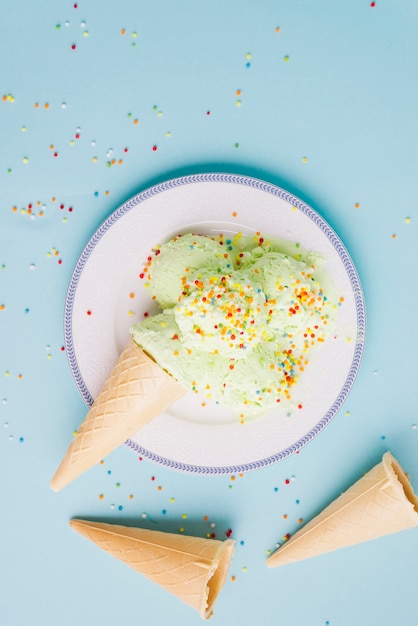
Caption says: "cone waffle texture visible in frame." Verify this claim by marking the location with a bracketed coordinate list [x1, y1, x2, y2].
[70, 519, 235, 620]
[51, 339, 186, 491]
[267, 451, 418, 568]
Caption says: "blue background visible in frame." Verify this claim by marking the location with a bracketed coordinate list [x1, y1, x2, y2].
[1, 1, 418, 625]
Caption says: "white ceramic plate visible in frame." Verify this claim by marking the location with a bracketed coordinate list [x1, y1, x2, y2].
[64, 174, 365, 474]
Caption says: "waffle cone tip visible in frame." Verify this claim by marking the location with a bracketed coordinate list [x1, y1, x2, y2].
[50, 339, 186, 491]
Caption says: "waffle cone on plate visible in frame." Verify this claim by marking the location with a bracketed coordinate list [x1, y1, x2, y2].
[50, 338, 186, 491]
[267, 451, 418, 568]
[70, 519, 235, 620]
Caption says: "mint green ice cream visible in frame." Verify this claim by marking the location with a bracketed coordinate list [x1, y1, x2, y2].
[131, 233, 336, 418]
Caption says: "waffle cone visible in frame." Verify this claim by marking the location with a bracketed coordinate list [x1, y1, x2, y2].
[51, 339, 186, 491]
[267, 451, 418, 568]
[70, 519, 235, 620]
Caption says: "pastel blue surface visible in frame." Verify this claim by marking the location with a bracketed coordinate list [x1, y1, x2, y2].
[1, 2, 418, 626]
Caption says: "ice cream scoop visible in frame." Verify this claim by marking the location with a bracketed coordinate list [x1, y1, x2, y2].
[132, 232, 337, 417]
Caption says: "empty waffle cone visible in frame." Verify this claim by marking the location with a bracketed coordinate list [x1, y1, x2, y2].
[267, 451, 418, 568]
[50, 338, 187, 491]
[70, 519, 235, 620]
